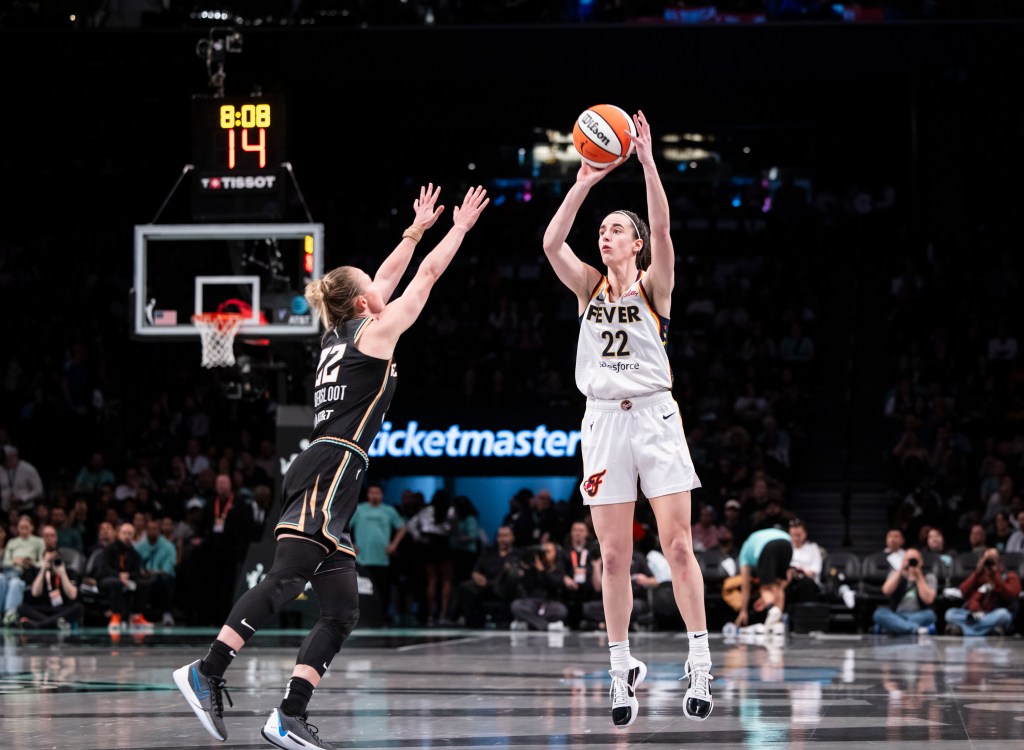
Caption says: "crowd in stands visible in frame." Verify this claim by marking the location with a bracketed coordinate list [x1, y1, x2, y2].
[880, 230, 1024, 562]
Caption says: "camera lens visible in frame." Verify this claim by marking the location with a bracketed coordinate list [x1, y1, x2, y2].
[907, 558, 919, 567]
[52, 557, 63, 567]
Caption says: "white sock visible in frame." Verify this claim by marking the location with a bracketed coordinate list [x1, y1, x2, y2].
[609, 639, 631, 674]
[687, 630, 711, 667]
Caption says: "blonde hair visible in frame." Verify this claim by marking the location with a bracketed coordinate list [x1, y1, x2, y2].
[304, 266, 364, 331]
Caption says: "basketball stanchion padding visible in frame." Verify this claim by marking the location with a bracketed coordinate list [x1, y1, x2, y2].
[192, 312, 244, 368]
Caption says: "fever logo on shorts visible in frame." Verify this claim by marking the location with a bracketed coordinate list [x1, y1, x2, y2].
[583, 469, 607, 497]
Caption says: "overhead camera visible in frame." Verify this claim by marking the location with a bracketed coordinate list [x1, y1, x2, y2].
[196, 27, 243, 96]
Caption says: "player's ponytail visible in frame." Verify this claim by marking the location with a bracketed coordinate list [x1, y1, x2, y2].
[305, 266, 363, 331]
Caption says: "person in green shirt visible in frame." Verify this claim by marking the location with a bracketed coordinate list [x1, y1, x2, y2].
[2, 514, 44, 624]
[734, 526, 793, 635]
[51, 506, 84, 554]
[350, 483, 406, 625]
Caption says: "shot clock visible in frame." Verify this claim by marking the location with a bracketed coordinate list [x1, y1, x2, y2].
[190, 94, 287, 220]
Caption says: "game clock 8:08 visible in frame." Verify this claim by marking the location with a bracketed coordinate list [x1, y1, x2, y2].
[191, 95, 286, 172]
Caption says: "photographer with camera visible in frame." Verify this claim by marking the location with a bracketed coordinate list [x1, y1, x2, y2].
[509, 541, 570, 632]
[871, 547, 938, 635]
[17, 524, 83, 630]
[943, 548, 1021, 636]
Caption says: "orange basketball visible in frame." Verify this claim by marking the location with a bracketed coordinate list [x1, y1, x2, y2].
[572, 104, 637, 169]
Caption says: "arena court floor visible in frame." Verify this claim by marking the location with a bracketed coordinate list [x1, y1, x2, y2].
[1, 626, 1022, 749]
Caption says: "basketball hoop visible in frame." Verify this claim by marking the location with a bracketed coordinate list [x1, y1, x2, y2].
[192, 312, 244, 368]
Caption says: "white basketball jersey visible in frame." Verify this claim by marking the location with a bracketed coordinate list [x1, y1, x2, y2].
[575, 272, 672, 400]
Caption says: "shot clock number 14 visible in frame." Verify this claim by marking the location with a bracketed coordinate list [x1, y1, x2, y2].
[220, 103, 270, 168]
[190, 95, 285, 174]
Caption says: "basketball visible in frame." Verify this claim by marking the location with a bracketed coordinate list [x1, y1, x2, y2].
[572, 104, 637, 169]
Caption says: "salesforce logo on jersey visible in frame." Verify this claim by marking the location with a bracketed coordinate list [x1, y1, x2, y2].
[371, 421, 581, 459]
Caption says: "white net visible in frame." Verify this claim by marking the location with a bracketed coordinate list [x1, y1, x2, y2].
[192, 313, 244, 368]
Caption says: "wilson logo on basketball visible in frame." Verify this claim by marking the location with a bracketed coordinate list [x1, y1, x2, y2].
[583, 469, 607, 497]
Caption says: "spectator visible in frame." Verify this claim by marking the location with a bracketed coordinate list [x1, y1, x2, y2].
[990, 510, 1016, 551]
[453, 525, 521, 628]
[965, 523, 988, 554]
[115, 466, 142, 503]
[253, 439, 277, 482]
[405, 491, 457, 626]
[721, 498, 750, 546]
[135, 517, 177, 626]
[17, 524, 84, 630]
[182, 438, 211, 480]
[350, 483, 406, 626]
[786, 519, 824, 606]
[450, 495, 482, 589]
[871, 547, 937, 635]
[73, 451, 116, 497]
[734, 526, 793, 634]
[1006, 510, 1024, 553]
[197, 474, 250, 624]
[1, 514, 44, 625]
[0, 446, 44, 513]
[584, 547, 658, 632]
[944, 548, 1021, 636]
[510, 541, 569, 631]
[923, 526, 951, 557]
[883, 527, 906, 569]
[51, 506, 84, 554]
[561, 520, 600, 628]
[691, 505, 726, 553]
[749, 497, 796, 533]
[97, 521, 153, 632]
[982, 476, 1018, 527]
[778, 321, 815, 365]
[757, 416, 792, 480]
[246, 484, 272, 542]
[512, 489, 560, 548]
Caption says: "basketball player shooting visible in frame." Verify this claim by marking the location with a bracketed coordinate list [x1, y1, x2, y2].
[541, 109, 714, 728]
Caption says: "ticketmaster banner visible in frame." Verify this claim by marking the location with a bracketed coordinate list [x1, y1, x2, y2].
[277, 405, 583, 476]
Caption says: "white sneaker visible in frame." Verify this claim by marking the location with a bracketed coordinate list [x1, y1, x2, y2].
[509, 620, 528, 631]
[610, 658, 647, 728]
[839, 584, 857, 609]
[764, 606, 785, 636]
[681, 661, 714, 721]
[547, 621, 565, 632]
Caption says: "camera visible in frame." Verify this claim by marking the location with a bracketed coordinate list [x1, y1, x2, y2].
[51, 556, 63, 568]
[907, 558, 919, 568]
[984, 558, 996, 569]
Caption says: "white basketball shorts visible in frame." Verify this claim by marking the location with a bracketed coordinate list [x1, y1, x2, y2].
[578, 391, 701, 506]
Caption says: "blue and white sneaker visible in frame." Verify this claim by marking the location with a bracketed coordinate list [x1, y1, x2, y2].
[261, 708, 336, 749]
[173, 659, 232, 741]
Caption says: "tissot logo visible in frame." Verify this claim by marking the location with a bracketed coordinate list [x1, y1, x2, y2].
[200, 175, 278, 190]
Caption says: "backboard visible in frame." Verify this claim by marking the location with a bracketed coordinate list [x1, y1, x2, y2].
[132, 223, 324, 339]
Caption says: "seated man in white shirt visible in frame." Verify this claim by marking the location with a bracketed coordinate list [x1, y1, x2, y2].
[786, 519, 824, 606]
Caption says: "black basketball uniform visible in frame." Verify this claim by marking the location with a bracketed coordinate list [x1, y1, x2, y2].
[275, 317, 397, 554]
